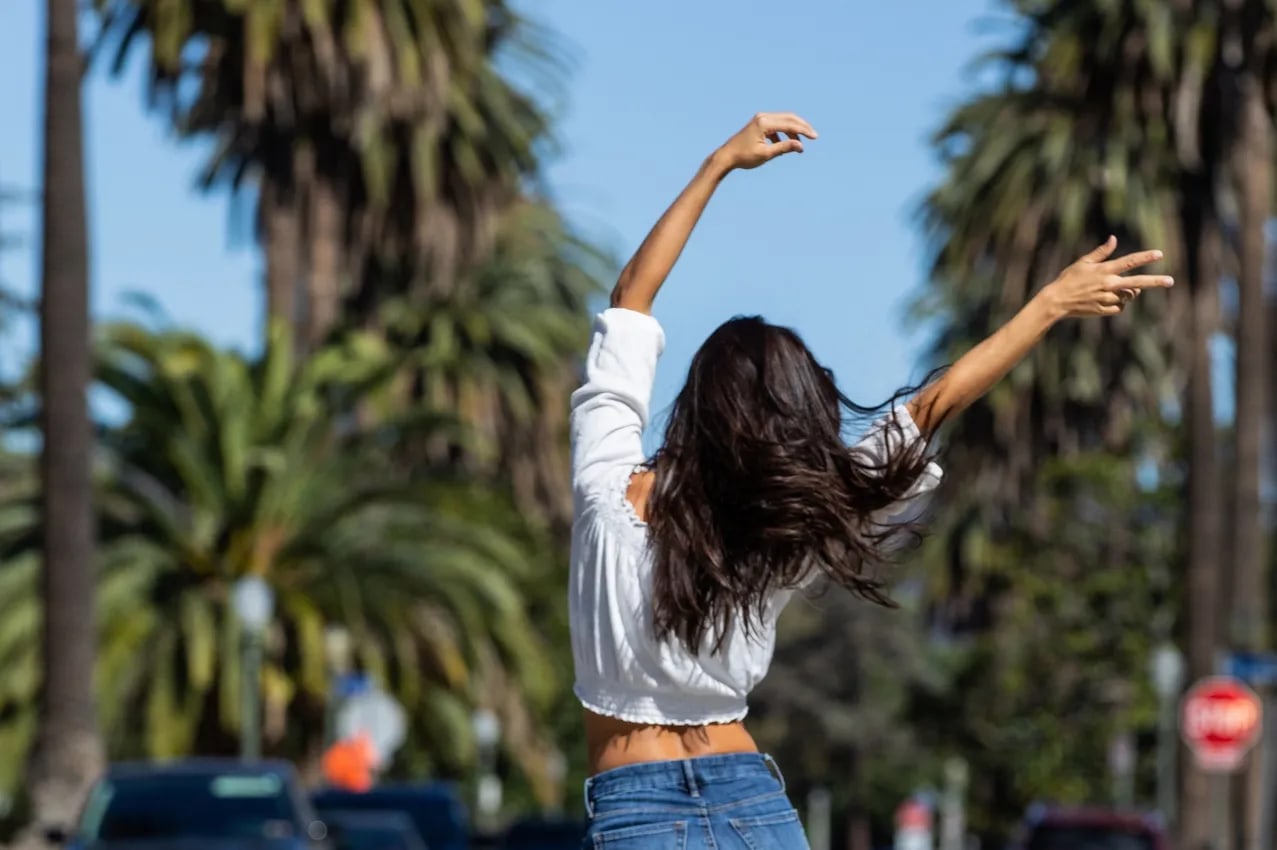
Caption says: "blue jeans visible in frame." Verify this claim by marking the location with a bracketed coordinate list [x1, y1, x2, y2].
[582, 753, 810, 849]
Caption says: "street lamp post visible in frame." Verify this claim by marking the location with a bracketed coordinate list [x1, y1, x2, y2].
[472, 709, 502, 832]
[807, 786, 832, 850]
[545, 748, 567, 816]
[323, 625, 352, 748]
[1151, 642, 1185, 825]
[939, 758, 968, 850]
[232, 576, 275, 761]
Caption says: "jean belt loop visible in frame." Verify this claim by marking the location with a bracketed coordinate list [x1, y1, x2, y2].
[680, 759, 701, 799]
[763, 753, 786, 793]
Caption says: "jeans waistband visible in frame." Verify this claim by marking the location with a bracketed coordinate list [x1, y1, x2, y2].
[583, 753, 784, 818]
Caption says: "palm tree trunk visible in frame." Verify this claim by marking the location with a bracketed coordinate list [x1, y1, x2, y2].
[24, 0, 105, 840]
[304, 175, 343, 349]
[1229, 70, 1270, 850]
[262, 177, 302, 335]
[1229, 73, 1269, 655]
[1180, 203, 1225, 850]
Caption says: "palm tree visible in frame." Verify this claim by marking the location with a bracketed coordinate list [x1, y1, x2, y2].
[1223, 0, 1272, 657]
[23, 0, 107, 840]
[1214, 8, 1275, 842]
[907, 39, 1189, 829]
[0, 321, 567, 800]
[925, 0, 1277, 837]
[92, 0, 558, 347]
[92, 1, 595, 531]
[915, 2, 1273, 840]
[1020, 5, 1277, 841]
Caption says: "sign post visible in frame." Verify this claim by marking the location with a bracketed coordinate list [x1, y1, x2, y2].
[1223, 652, 1277, 850]
[1180, 675, 1263, 772]
[894, 798, 934, 850]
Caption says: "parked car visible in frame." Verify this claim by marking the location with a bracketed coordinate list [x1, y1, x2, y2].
[323, 810, 427, 850]
[1020, 806, 1170, 850]
[311, 785, 468, 850]
[500, 817, 587, 850]
[51, 758, 328, 850]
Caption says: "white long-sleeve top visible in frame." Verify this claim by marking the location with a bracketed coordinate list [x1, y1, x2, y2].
[568, 308, 943, 725]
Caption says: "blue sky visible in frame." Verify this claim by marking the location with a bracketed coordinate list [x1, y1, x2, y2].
[1, 0, 1000, 422]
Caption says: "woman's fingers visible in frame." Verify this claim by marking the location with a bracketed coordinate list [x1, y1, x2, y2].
[1105, 273, 1174, 291]
[757, 112, 818, 139]
[1081, 236, 1119, 263]
[1100, 249, 1164, 274]
[772, 112, 818, 137]
[762, 134, 803, 159]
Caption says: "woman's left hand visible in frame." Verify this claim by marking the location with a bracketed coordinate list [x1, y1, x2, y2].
[1038, 236, 1173, 319]
[713, 112, 819, 172]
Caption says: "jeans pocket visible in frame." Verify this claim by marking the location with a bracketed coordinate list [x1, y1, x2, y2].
[591, 819, 689, 849]
[728, 809, 809, 850]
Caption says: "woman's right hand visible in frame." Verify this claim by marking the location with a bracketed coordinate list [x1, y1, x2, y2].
[714, 112, 818, 171]
[906, 237, 1172, 435]
[1038, 236, 1173, 319]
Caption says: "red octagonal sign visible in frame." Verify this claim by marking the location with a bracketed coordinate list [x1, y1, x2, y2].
[1181, 675, 1263, 773]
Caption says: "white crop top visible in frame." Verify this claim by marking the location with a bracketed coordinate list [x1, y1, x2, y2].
[568, 308, 944, 725]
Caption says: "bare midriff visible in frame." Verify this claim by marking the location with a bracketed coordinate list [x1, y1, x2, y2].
[584, 709, 759, 775]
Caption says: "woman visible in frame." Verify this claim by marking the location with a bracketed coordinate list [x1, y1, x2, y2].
[569, 112, 1171, 849]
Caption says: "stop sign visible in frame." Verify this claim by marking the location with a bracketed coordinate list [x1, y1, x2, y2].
[896, 800, 931, 832]
[1180, 675, 1263, 772]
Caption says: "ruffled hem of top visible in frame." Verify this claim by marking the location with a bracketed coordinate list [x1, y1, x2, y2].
[574, 683, 750, 726]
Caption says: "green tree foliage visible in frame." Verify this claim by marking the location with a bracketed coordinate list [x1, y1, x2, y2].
[919, 4, 1277, 844]
[910, 454, 1177, 837]
[753, 587, 948, 836]
[0, 321, 569, 801]
[364, 199, 605, 528]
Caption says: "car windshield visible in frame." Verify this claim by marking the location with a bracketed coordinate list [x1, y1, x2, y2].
[80, 772, 298, 842]
[1029, 825, 1155, 850]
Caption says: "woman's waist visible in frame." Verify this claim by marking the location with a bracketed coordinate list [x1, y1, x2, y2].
[584, 708, 759, 775]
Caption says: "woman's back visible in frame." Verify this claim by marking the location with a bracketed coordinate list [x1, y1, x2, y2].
[568, 310, 792, 736]
[568, 308, 941, 771]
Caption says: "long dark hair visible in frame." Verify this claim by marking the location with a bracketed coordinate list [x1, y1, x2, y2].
[646, 316, 942, 653]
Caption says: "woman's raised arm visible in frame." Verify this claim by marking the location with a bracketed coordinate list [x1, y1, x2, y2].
[611, 112, 818, 315]
[906, 237, 1173, 435]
